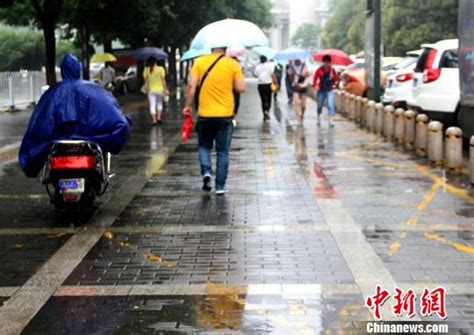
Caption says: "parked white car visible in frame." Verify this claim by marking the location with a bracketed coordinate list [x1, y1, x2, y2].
[407, 39, 459, 125]
[382, 50, 421, 108]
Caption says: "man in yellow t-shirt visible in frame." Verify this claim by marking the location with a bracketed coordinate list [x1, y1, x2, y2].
[183, 47, 246, 195]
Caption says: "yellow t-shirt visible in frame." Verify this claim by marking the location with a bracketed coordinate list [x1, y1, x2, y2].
[191, 54, 243, 118]
[143, 66, 165, 93]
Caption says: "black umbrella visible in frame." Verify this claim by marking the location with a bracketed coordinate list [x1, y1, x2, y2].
[132, 47, 168, 60]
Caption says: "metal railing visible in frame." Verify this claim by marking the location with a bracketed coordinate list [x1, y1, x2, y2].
[0, 71, 46, 110]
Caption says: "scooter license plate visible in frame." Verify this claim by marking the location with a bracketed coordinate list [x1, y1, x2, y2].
[59, 178, 85, 193]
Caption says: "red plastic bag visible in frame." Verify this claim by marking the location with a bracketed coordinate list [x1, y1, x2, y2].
[181, 115, 193, 142]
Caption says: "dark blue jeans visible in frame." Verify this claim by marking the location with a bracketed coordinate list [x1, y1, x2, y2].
[196, 117, 233, 189]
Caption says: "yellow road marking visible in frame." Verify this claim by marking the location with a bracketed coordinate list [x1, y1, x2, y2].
[406, 218, 418, 225]
[338, 147, 474, 257]
[103, 231, 176, 268]
[424, 232, 474, 255]
[48, 231, 69, 239]
[417, 181, 442, 212]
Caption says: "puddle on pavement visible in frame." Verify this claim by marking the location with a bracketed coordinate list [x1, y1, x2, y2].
[456, 207, 474, 218]
[22, 294, 369, 334]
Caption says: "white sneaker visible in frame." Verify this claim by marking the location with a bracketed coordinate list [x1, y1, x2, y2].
[215, 187, 228, 195]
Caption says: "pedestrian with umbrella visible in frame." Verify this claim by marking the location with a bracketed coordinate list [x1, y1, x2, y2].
[254, 55, 277, 121]
[91, 53, 117, 88]
[183, 19, 266, 195]
[132, 47, 169, 125]
[313, 54, 340, 127]
[285, 62, 294, 103]
[312, 49, 353, 66]
[290, 59, 310, 124]
[275, 48, 311, 123]
[143, 57, 169, 125]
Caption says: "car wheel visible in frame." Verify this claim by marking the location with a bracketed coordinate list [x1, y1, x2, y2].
[121, 82, 128, 95]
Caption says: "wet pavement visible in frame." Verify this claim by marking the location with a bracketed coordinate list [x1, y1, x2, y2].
[0, 82, 473, 333]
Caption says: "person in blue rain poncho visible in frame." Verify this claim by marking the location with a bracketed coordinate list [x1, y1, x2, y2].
[19, 54, 131, 177]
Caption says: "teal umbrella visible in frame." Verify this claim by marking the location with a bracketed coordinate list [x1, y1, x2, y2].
[190, 19, 269, 50]
[253, 46, 278, 59]
[180, 48, 209, 61]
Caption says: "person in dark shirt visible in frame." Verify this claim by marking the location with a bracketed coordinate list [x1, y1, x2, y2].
[273, 62, 283, 101]
[285, 63, 294, 103]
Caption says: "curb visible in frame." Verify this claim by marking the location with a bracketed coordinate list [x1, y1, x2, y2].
[0, 142, 20, 165]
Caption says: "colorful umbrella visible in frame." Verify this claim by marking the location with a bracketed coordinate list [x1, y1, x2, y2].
[313, 49, 353, 66]
[190, 19, 269, 50]
[90, 53, 117, 63]
[132, 47, 168, 61]
[180, 47, 246, 62]
[180, 48, 209, 61]
[252, 46, 278, 59]
[274, 47, 311, 61]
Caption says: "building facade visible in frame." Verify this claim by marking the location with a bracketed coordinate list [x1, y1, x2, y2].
[269, 0, 333, 50]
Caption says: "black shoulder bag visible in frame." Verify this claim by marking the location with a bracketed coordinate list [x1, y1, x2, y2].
[194, 54, 225, 109]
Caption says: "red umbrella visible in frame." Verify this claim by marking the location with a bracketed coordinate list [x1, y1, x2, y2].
[181, 115, 193, 143]
[313, 49, 353, 66]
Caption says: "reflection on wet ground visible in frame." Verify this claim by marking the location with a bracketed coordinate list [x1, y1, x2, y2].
[65, 230, 354, 286]
[275, 93, 474, 330]
[23, 294, 369, 334]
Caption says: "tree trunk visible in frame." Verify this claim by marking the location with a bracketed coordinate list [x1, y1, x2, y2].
[184, 61, 189, 83]
[103, 38, 112, 53]
[81, 26, 91, 80]
[179, 48, 184, 82]
[43, 21, 57, 85]
[168, 46, 177, 88]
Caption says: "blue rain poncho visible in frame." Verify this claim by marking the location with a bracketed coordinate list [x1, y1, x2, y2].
[19, 54, 131, 177]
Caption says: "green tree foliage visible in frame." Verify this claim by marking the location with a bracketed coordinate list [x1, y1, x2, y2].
[0, 22, 78, 71]
[383, 0, 458, 55]
[56, 39, 79, 64]
[291, 23, 322, 50]
[322, 0, 365, 54]
[0, 0, 273, 81]
[0, 0, 65, 84]
[225, 0, 273, 29]
[323, 0, 459, 56]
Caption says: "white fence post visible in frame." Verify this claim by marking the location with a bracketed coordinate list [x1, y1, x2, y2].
[29, 71, 35, 104]
[8, 74, 14, 109]
[1, 70, 46, 109]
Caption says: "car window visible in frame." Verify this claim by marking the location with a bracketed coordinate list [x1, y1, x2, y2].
[415, 48, 431, 72]
[440, 49, 458, 68]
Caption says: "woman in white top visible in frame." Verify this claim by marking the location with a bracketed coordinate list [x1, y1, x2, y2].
[254, 55, 277, 121]
[99, 62, 116, 87]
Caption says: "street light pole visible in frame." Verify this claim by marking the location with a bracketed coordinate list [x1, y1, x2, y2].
[366, 0, 382, 102]
[373, 0, 381, 102]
